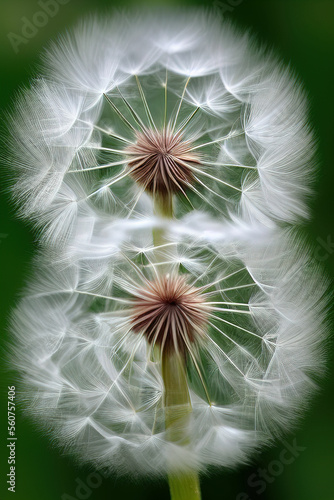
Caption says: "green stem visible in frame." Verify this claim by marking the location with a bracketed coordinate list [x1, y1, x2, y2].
[168, 472, 202, 500]
[161, 351, 192, 444]
[162, 352, 201, 500]
[153, 193, 173, 219]
[153, 193, 201, 500]
[153, 194, 173, 256]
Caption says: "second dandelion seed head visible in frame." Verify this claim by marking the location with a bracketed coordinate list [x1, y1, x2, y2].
[130, 274, 210, 355]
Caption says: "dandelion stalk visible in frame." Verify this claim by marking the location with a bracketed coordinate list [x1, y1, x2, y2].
[167, 471, 201, 500]
[153, 193, 201, 500]
[162, 352, 201, 500]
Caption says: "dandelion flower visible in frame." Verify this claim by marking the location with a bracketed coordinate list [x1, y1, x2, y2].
[11, 220, 328, 481]
[5, 10, 315, 245]
[5, 9, 328, 500]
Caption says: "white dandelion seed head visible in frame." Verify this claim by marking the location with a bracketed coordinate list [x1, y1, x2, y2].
[4, 7, 329, 484]
[10, 221, 328, 476]
[4, 9, 316, 246]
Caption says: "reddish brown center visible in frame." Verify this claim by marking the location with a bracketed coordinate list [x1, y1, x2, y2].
[125, 128, 200, 196]
[130, 275, 210, 354]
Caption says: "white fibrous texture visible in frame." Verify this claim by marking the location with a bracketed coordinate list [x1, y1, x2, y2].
[11, 220, 327, 475]
[6, 11, 315, 245]
[6, 10, 328, 478]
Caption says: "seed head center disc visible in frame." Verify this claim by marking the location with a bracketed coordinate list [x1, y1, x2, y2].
[126, 128, 200, 197]
[130, 275, 210, 354]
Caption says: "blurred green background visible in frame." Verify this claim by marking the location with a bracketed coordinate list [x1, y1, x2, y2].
[0, 0, 333, 499]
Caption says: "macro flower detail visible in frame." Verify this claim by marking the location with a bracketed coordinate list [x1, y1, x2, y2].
[10, 220, 328, 477]
[126, 128, 198, 197]
[4, 9, 329, 500]
[130, 274, 210, 354]
[6, 10, 315, 245]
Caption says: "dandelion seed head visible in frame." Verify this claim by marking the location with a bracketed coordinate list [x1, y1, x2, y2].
[4, 10, 317, 245]
[126, 128, 199, 197]
[9, 219, 329, 475]
[4, 8, 329, 483]
[131, 274, 210, 354]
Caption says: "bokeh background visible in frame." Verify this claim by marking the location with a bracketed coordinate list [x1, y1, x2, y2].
[0, 0, 333, 499]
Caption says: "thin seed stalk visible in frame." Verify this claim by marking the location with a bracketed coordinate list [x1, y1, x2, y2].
[168, 470, 202, 500]
[162, 352, 201, 500]
[152, 194, 173, 274]
[153, 193, 201, 500]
